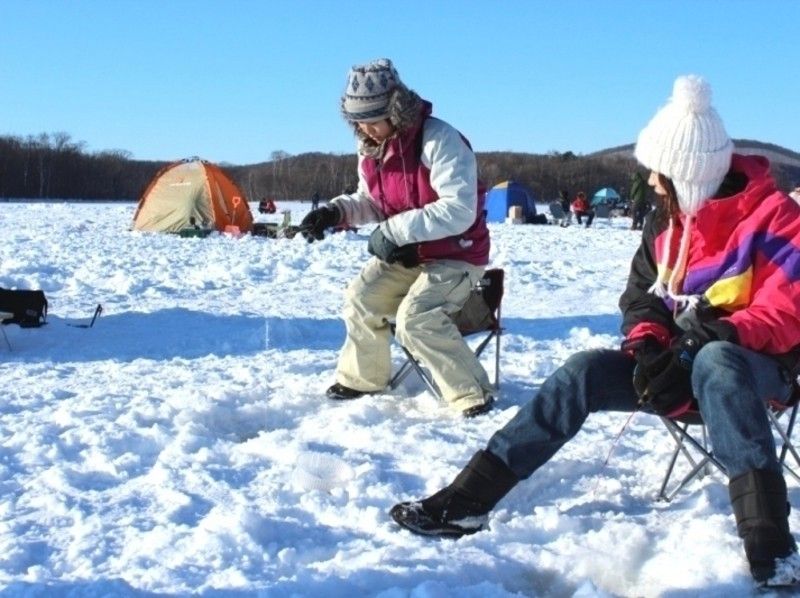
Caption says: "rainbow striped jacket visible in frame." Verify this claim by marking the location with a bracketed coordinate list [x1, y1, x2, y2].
[620, 154, 800, 373]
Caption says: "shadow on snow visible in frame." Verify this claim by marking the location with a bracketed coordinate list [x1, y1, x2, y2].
[0, 310, 620, 364]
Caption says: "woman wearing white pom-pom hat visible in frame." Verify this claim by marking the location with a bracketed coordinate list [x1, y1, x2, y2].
[390, 75, 800, 588]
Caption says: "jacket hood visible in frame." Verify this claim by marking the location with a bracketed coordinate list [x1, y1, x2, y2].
[698, 154, 776, 221]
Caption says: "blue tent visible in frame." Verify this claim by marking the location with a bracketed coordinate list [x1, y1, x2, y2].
[484, 180, 537, 223]
[591, 187, 620, 207]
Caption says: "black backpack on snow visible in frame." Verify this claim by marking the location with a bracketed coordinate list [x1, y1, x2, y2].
[0, 288, 48, 327]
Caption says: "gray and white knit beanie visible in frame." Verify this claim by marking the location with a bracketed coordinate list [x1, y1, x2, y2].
[634, 75, 733, 216]
[341, 58, 402, 123]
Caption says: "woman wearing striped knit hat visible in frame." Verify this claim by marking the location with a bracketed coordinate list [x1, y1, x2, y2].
[391, 75, 800, 588]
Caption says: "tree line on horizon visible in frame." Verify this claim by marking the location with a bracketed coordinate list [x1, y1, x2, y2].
[1, 132, 798, 204]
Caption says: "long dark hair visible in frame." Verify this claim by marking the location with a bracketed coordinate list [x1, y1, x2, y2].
[654, 173, 680, 226]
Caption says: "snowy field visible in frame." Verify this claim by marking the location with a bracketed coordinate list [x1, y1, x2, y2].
[0, 201, 795, 597]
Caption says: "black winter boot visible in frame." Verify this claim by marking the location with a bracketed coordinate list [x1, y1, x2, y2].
[729, 469, 799, 586]
[326, 383, 372, 401]
[390, 449, 518, 538]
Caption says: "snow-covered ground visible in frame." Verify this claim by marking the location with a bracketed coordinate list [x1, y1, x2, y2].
[0, 201, 793, 597]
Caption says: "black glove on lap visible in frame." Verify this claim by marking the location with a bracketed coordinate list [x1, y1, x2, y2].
[625, 320, 737, 416]
[300, 205, 340, 243]
[624, 336, 691, 416]
[674, 320, 738, 369]
[633, 349, 693, 415]
[368, 227, 421, 267]
[389, 244, 421, 268]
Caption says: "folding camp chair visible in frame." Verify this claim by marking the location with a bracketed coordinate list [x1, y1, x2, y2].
[388, 268, 505, 400]
[594, 203, 612, 219]
[657, 388, 800, 502]
[549, 201, 572, 227]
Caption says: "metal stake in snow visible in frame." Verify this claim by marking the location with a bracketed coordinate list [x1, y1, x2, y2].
[67, 304, 103, 328]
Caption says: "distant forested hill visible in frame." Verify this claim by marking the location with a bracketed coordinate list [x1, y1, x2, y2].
[592, 139, 800, 196]
[1, 133, 797, 202]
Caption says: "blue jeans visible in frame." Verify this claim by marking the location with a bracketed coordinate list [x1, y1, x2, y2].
[487, 342, 793, 481]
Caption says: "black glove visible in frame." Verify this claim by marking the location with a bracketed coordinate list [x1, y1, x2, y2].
[368, 227, 421, 268]
[625, 336, 692, 416]
[300, 205, 340, 243]
[633, 348, 693, 415]
[624, 320, 738, 415]
[674, 320, 738, 369]
[389, 244, 421, 268]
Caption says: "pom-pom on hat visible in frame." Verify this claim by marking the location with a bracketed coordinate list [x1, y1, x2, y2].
[634, 75, 733, 215]
[342, 58, 402, 123]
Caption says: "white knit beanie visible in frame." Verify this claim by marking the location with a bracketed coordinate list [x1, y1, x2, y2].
[634, 75, 733, 215]
[342, 58, 401, 123]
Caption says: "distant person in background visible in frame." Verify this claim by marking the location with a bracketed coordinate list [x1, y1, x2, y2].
[629, 170, 651, 230]
[558, 189, 572, 227]
[311, 191, 320, 210]
[259, 197, 277, 214]
[298, 58, 494, 418]
[390, 74, 800, 589]
[571, 191, 594, 227]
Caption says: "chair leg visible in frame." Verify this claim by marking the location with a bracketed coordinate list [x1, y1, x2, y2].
[659, 418, 727, 502]
[390, 306, 503, 399]
[494, 328, 501, 390]
[407, 357, 440, 399]
[388, 322, 411, 390]
[673, 422, 726, 472]
[391, 345, 442, 399]
[768, 406, 800, 483]
[659, 424, 687, 501]
[660, 420, 710, 501]
[472, 329, 501, 390]
[658, 402, 800, 502]
[389, 360, 414, 390]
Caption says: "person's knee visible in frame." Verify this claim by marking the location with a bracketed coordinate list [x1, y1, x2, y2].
[551, 349, 637, 408]
[559, 350, 601, 380]
[394, 308, 447, 347]
[692, 340, 742, 399]
[341, 283, 364, 316]
[343, 279, 385, 315]
[693, 340, 739, 376]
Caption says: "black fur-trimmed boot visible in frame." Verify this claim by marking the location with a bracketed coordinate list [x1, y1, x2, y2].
[729, 469, 800, 587]
[390, 450, 518, 538]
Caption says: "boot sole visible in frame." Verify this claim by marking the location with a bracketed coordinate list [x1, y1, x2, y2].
[389, 503, 483, 538]
[463, 397, 495, 418]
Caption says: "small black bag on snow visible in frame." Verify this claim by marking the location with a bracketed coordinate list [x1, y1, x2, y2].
[0, 288, 48, 327]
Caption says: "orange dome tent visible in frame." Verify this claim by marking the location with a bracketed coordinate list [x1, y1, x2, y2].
[132, 159, 253, 234]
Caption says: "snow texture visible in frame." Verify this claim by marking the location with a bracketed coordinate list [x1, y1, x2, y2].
[0, 201, 795, 597]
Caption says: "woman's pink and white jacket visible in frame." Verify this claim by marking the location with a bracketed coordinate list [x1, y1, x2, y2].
[331, 101, 490, 266]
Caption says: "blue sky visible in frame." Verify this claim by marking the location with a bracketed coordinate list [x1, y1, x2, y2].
[2, 0, 798, 165]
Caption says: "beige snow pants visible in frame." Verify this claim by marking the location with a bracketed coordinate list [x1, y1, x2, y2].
[335, 258, 494, 412]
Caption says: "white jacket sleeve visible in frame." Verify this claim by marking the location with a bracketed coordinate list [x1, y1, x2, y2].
[328, 156, 383, 225]
[382, 118, 479, 246]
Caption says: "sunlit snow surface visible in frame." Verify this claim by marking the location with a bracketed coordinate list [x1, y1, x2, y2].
[0, 201, 791, 597]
